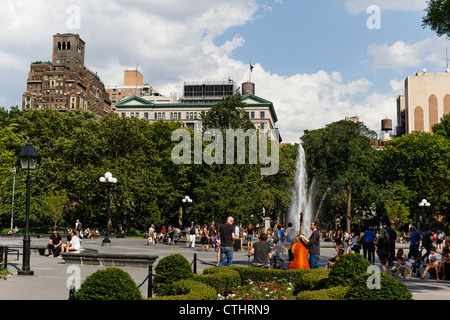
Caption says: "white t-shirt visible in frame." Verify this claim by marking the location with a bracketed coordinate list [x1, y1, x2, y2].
[70, 235, 81, 250]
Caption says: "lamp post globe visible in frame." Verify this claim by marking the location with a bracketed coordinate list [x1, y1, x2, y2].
[18, 139, 41, 276]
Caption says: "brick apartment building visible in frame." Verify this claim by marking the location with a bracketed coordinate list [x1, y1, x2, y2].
[22, 33, 111, 118]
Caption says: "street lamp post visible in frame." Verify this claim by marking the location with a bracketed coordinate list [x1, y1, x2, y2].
[182, 196, 192, 246]
[18, 139, 40, 276]
[419, 199, 431, 229]
[10, 167, 16, 231]
[99, 172, 117, 246]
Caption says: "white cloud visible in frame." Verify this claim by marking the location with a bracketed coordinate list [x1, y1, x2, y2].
[0, 0, 408, 143]
[345, 0, 427, 14]
[367, 38, 450, 70]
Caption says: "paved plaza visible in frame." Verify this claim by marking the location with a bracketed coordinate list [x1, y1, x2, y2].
[0, 236, 449, 300]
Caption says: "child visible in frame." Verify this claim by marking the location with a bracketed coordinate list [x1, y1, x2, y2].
[421, 247, 440, 280]
[404, 256, 415, 279]
[214, 236, 221, 266]
[391, 249, 407, 277]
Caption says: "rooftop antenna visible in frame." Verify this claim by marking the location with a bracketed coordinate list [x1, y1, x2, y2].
[445, 48, 449, 73]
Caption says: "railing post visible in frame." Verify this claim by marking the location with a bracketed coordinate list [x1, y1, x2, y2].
[4, 246, 8, 270]
[148, 265, 153, 298]
[193, 253, 197, 274]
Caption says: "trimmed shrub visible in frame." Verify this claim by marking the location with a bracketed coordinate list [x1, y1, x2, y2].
[295, 269, 330, 291]
[75, 267, 143, 300]
[195, 268, 241, 295]
[296, 286, 349, 300]
[226, 266, 310, 286]
[149, 279, 217, 300]
[154, 254, 193, 296]
[345, 272, 413, 300]
[327, 253, 371, 287]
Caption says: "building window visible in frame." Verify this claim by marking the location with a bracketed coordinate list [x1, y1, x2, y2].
[136, 112, 139, 118]
[121, 113, 125, 117]
[190, 112, 193, 119]
[251, 111, 255, 119]
[170, 112, 173, 120]
[158, 113, 161, 119]
[178, 112, 181, 120]
[261, 123, 265, 130]
[260, 111, 265, 119]
[144, 112, 148, 119]
[131, 112, 134, 118]
[194, 112, 197, 119]
[162, 112, 165, 119]
[174, 112, 177, 120]
[154, 113, 158, 120]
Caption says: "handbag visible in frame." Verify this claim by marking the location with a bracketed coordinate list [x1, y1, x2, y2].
[274, 233, 280, 244]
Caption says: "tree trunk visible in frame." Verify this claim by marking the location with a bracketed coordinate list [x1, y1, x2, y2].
[346, 183, 352, 233]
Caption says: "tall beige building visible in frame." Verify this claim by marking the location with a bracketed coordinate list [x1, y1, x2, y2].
[22, 33, 112, 118]
[106, 70, 154, 106]
[397, 71, 450, 135]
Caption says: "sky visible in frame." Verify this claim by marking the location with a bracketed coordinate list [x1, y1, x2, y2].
[1, 0, 449, 143]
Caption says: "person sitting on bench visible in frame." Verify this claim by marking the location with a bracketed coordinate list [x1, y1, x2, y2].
[250, 233, 272, 268]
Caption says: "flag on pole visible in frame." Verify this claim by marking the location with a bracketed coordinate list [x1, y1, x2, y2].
[250, 64, 254, 72]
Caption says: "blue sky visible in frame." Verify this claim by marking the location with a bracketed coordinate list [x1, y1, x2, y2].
[1, 0, 448, 142]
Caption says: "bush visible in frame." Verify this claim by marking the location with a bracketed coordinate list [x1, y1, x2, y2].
[149, 279, 217, 300]
[75, 267, 143, 300]
[196, 268, 241, 295]
[227, 266, 310, 287]
[345, 272, 413, 300]
[295, 269, 330, 291]
[296, 286, 349, 300]
[154, 254, 193, 296]
[327, 253, 371, 287]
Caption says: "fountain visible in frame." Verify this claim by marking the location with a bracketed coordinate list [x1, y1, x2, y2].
[287, 144, 317, 237]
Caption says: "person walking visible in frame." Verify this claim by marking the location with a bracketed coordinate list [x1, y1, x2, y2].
[246, 223, 255, 251]
[375, 229, 390, 273]
[408, 225, 421, 260]
[206, 221, 216, 252]
[187, 222, 197, 248]
[218, 217, 235, 267]
[385, 222, 397, 266]
[362, 226, 376, 264]
[200, 224, 209, 252]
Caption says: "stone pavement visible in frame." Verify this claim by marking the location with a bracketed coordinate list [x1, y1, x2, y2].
[0, 237, 448, 300]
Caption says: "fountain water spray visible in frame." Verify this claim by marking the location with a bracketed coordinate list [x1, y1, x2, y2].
[287, 144, 329, 238]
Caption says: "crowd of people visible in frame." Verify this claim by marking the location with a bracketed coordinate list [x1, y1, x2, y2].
[325, 224, 450, 280]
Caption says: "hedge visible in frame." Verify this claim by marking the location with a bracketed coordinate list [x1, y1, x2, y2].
[149, 279, 217, 300]
[194, 268, 241, 295]
[296, 286, 349, 300]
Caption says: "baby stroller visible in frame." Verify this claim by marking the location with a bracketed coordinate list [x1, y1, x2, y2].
[410, 246, 424, 278]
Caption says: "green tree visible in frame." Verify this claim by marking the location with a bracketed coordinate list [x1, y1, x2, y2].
[432, 113, 450, 139]
[384, 200, 410, 231]
[380, 132, 450, 223]
[422, 0, 450, 38]
[43, 190, 69, 230]
[301, 120, 379, 232]
[200, 94, 255, 131]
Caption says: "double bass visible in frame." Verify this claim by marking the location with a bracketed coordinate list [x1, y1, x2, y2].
[289, 212, 310, 269]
